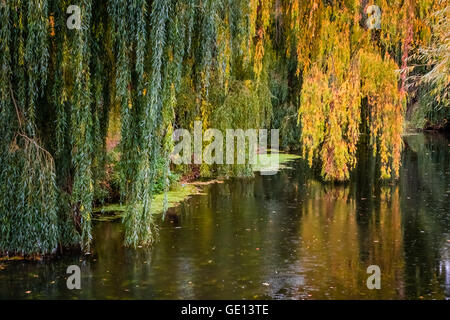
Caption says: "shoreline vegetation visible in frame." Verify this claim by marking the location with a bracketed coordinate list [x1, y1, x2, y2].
[92, 150, 301, 220]
[0, 128, 446, 261]
[0, 150, 301, 260]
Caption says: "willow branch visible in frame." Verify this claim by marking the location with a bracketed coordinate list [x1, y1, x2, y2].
[9, 80, 54, 163]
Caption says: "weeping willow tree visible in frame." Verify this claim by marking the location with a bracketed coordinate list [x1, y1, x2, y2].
[1, 0, 67, 256]
[291, 0, 434, 181]
[407, 1, 449, 128]
[0, 0, 442, 256]
[298, 6, 362, 182]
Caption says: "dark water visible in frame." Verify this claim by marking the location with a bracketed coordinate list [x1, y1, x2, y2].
[1, 133, 449, 300]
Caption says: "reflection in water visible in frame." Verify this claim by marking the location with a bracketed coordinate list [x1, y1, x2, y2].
[0, 133, 449, 299]
[295, 184, 404, 299]
[401, 133, 450, 299]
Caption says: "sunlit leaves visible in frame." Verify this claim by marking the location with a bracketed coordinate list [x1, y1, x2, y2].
[360, 50, 405, 179]
[298, 4, 405, 181]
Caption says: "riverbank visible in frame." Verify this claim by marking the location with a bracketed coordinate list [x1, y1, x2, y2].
[93, 150, 302, 221]
[0, 150, 302, 260]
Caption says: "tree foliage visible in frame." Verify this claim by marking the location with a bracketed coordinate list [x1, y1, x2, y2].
[0, 0, 442, 255]
[408, 2, 449, 127]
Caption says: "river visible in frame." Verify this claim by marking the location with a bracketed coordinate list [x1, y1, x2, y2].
[1, 133, 449, 299]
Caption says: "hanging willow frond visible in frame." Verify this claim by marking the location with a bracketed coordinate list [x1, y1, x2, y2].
[69, 0, 94, 251]
[121, 0, 170, 247]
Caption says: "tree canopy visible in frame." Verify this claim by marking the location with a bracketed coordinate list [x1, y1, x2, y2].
[0, 0, 446, 256]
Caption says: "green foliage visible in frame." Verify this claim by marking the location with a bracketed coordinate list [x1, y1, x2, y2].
[210, 77, 273, 177]
[0, 137, 60, 256]
[0, 0, 66, 256]
[70, 0, 94, 251]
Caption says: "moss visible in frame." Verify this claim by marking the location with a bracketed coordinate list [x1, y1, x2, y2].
[93, 184, 198, 221]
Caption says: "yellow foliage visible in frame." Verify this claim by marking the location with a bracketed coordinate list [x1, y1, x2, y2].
[298, 5, 405, 181]
[360, 50, 405, 179]
[299, 9, 362, 181]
